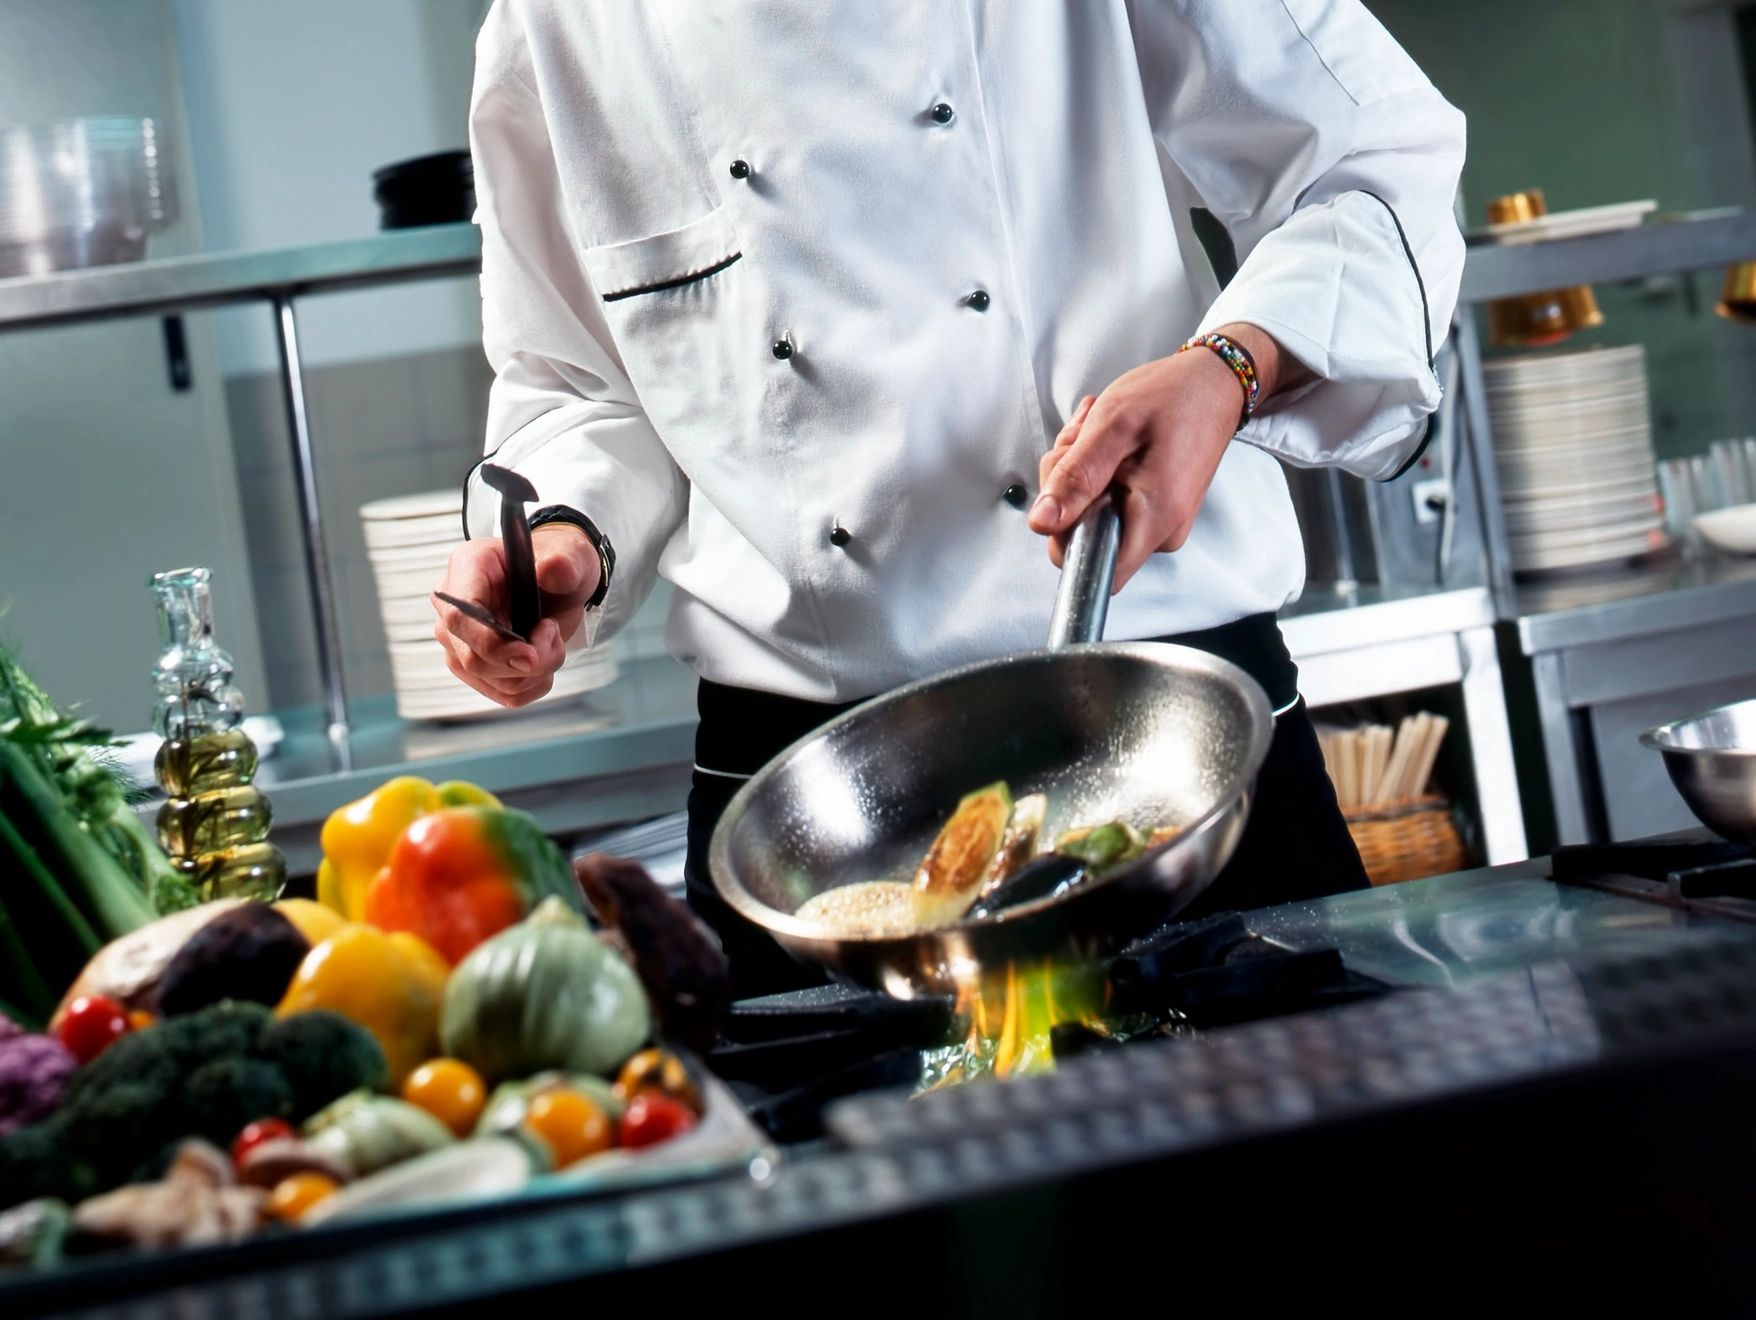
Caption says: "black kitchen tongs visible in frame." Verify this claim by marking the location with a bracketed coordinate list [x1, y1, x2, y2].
[435, 463, 541, 644]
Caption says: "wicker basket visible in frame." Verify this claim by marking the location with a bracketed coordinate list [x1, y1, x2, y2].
[1344, 795, 1468, 887]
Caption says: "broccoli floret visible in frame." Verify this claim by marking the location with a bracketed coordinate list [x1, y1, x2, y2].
[67, 1000, 275, 1107]
[255, 1011, 388, 1122]
[181, 1058, 292, 1146]
[0, 1116, 95, 1207]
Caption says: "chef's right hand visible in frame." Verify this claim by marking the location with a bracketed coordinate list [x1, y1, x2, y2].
[431, 525, 601, 707]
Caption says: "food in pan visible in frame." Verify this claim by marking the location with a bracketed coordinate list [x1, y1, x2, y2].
[795, 881, 920, 938]
[795, 782, 1185, 937]
[911, 782, 1015, 926]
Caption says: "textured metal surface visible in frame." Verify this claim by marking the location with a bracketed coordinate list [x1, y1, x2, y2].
[1643, 699, 1756, 843]
[710, 642, 1272, 996]
[23, 927, 1756, 1319]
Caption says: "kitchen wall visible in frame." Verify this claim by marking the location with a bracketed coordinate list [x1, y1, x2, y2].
[0, 0, 270, 732]
[167, 0, 672, 711]
[1370, 0, 1756, 458]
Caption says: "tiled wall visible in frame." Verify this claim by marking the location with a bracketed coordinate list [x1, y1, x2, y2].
[225, 345, 675, 714]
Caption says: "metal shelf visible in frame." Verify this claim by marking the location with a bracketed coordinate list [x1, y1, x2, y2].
[1458, 210, 1756, 304]
[0, 223, 481, 330]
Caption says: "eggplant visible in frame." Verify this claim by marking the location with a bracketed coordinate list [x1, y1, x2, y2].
[966, 853, 1087, 920]
[976, 793, 1047, 900]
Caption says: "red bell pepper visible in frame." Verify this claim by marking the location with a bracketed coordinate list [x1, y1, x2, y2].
[361, 805, 582, 963]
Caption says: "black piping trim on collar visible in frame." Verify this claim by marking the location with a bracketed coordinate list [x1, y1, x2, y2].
[1360, 191, 1439, 482]
[601, 251, 742, 302]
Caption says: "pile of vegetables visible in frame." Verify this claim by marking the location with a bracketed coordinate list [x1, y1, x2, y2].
[0, 644, 191, 1030]
[0, 771, 731, 1264]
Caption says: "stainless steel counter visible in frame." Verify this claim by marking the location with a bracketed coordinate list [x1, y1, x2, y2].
[1513, 552, 1756, 654]
[1501, 552, 1756, 848]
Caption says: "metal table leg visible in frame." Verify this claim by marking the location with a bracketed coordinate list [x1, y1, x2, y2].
[1457, 624, 1527, 864]
[1452, 314, 1516, 615]
[1530, 650, 1593, 845]
[270, 293, 351, 770]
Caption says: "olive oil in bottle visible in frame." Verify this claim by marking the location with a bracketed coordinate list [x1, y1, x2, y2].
[149, 568, 285, 901]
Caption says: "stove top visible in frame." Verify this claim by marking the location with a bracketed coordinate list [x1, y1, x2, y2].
[710, 911, 1388, 1141]
[1551, 838, 1756, 921]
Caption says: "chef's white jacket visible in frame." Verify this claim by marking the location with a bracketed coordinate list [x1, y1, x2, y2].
[464, 0, 1467, 703]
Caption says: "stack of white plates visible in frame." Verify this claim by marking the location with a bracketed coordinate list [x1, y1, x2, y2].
[361, 490, 616, 722]
[1484, 344, 1667, 575]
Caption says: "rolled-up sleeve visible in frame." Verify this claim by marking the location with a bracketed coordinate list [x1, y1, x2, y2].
[1128, 0, 1467, 480]
[463, 5, 687, 648]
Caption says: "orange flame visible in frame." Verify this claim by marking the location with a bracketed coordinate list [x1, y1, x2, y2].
[922, 957, 1107, 1089]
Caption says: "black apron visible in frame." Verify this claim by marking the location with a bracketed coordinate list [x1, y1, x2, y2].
[683, 613, 1368, 998]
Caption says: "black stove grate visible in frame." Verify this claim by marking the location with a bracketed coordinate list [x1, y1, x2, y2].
[1552, 838, 1756, 919]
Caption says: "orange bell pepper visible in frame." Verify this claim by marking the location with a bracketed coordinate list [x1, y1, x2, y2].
[361, 805, 581, 964]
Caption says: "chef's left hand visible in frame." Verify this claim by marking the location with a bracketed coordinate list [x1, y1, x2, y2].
[1029, 322, 1296, 591]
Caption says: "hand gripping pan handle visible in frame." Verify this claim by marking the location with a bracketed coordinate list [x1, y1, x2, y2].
[1045, 492, 1121, 649]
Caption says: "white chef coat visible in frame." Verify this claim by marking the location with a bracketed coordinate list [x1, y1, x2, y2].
[463, 0, 1467, 703]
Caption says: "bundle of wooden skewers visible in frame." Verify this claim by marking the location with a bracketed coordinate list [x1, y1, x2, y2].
[1317, 713, 1466, 886]
[1317, 712, 1449, 811]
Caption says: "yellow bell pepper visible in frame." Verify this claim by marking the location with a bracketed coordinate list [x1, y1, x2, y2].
[276, 924, 451, 1085]
[315, 777, 500, 919]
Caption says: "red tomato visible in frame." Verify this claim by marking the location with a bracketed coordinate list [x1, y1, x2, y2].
[617, 1093, 697, 1150]
[231, 1117, 295, 1169]
[57, 995, 130, 1064]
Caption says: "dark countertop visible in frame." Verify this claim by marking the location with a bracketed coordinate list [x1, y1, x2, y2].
[14, 850, 1756, 1315]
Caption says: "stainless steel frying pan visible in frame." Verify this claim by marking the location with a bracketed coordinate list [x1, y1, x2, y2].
[709, 497, 1273, 997]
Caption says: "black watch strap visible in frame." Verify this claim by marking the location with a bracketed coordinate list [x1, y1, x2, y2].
[529, 505, 615, 610]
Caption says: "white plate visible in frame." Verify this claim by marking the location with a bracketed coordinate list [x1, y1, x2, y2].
[1513, 527, 1668, 574]
[1695, 503, 1756, 556]
[1501, 470, 1661, 504]
[1491, 420, 1655, 457]
[361, 490, 462, 522]
[1497, 451, 1657, 488]
[1504, 491, 1662, 534]
[1476, 200, 1657, 246]
[1510, 511, 1663, 550]
[1483, 343, 1645, 376]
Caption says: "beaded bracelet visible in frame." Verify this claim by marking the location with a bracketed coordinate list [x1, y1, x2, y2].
[1179, 332, 1261, 430]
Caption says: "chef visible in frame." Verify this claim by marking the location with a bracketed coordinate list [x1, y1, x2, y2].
[435, 0, 1467, 992]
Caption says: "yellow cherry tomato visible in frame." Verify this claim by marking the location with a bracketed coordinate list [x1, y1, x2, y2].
[268, 1171, 340, 1222]
[523, 1090, 613, 1168]
[401, 1058, 487, 1137]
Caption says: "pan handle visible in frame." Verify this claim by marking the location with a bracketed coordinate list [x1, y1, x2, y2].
[1045, 492, 1121, 649]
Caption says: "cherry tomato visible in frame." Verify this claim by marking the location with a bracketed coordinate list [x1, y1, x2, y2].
[618, 1093, 697, 1150]
[401, 1059, 487, 1137]
[231, 1117, 295, 1170]
[268, 1171, 339, 1222]
[523, 1089, 613, 1168]
[57, 995, 130, 1064]
[613, 1049, 701, 1113]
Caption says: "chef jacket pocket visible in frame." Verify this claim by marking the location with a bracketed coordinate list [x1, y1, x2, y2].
[583, 208, 742, 303]
[1277, 0, 1432, 105]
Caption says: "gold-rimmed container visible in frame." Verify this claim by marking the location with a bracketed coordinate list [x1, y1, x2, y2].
[1717, 262, 1756, 323]
[1485, 190, 1605, 348]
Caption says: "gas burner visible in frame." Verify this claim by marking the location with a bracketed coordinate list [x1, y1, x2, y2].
[1551, 838, 1756, 921]
[710, 913, 1388, 1140]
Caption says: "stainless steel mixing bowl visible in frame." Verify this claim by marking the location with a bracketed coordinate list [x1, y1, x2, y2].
[1641, 698, 1756, 844]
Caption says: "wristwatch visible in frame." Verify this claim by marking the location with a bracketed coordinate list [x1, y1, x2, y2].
[528, 505, 615, 610]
